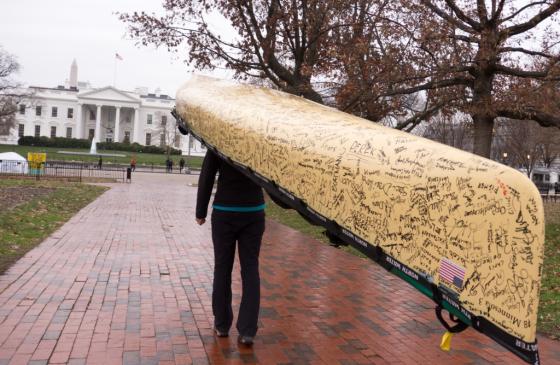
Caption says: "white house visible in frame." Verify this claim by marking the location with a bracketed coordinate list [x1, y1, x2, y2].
[2, 60, 206, 156]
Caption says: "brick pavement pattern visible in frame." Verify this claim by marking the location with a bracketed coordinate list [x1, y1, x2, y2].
[0, 173, 558, 365]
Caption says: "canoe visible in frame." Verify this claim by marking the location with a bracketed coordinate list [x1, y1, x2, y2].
[174, 76, 544, 364]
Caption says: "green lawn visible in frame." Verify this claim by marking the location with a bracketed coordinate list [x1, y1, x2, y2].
[539, 202, 560, 338]
[0, 144, 204, 168]
[266, 197, 560, 338]
[265, 195, 366, 258]
[0, 178, 108, 274]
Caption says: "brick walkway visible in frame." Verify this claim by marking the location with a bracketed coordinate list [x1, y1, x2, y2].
[0, 173, 558, 365]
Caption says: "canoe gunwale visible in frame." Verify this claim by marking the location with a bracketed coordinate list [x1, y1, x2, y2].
[172, 108, 540, 365]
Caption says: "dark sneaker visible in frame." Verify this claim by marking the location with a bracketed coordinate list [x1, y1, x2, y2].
[214, 328, 228, 337]
[237, 335, 254, 346]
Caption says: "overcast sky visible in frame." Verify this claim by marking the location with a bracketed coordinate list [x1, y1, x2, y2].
[0, 0, 229, 96]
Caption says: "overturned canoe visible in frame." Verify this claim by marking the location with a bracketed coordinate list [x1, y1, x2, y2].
[175, 76, 544, 364]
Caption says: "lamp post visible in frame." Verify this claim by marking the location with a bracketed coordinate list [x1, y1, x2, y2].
[502, 152, 508, 165]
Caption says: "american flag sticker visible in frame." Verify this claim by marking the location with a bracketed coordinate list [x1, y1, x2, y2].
[439, 258, 466, 289]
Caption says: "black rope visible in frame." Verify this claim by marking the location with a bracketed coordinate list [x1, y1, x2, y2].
[435, 306, 469, 333]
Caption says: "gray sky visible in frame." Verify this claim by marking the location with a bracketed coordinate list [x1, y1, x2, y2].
[0, 0, 227, 96]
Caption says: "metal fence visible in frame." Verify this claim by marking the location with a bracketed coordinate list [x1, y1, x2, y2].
[0, 160, 127, 182]
[535, 182, 560, 202]
[132, 163, 199, 175]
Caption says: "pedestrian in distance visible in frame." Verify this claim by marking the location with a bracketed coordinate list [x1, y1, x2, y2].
[130, 156, 136, 172]
[98, 156, 102, 169]
[196, 150, 265, 346]
[165, 158, 171, 173]
[179, 157, 185, 173]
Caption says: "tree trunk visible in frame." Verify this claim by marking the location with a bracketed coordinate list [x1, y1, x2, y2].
[472, 114, 494, 158]
[285, 80, 324, 104]
[301, 89, 324, 104]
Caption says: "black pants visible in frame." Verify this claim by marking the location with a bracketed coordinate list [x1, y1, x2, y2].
[211, 210, 265, 337]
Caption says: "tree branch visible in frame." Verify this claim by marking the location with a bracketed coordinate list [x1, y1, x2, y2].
[396, 99, 449, 131]
[384, 77, 473, 96]
[495, 63, 559, 79]
[476, 0, 489, 24]
[497, 108, 560, 128]
[498, 47, 555, 58]
[501, 1, 560, 38]
[491, 0, 506, 22]
[451, 34, 479, 43]
[444, 0, 482, 30]
[420, 0, 476, 34]
[499, 1, 548, 24]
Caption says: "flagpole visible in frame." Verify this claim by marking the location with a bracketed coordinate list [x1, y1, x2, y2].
[113, 53, 117, 87]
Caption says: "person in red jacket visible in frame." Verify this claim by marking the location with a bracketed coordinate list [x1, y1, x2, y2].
[195, 150, 265, 346]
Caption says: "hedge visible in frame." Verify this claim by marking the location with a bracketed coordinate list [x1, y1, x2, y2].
[18, 136, 181, 155]
[18, 136, 90, 148]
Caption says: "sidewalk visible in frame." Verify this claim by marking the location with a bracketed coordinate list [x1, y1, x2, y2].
[0, 173, 558, 365]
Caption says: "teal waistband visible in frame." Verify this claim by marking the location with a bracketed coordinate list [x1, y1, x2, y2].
[213, 204, 266, 212]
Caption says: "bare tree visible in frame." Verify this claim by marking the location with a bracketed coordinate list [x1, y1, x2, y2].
[537, 127, 560, 168]
[493, 118, 560, 177]
[0, 47, 28, 136]
[421, 112, 473, 150]
[157, 111, 178, 157]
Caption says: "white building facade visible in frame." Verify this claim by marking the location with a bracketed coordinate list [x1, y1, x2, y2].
[2, 61, 206, 156]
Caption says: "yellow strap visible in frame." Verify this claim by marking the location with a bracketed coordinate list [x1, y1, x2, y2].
[440, 331, 453, 351]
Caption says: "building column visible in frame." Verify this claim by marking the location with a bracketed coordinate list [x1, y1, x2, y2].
[76, 103, 83, 139]
[114, 106, 121, 142]
[94, 105, 102, 142]
[133, 107, 140, 143]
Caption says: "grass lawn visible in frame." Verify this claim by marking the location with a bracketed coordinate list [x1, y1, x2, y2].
[539, 202, 560, 339]
[265, 197, 560, 338]
[0, 178, 108, 274]
[0, 144, 204, 168]
[265, 195, 367, 258]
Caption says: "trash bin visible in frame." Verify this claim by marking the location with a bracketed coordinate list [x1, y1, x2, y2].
[126, 167, 132, 183]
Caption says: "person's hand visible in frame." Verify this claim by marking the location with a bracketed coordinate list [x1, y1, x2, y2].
[196, 218, 206, 225]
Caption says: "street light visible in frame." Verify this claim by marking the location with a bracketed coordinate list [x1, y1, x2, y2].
[502, 152, 508, 165]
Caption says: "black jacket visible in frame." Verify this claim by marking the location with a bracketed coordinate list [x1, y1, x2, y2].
[196, 150, 264, 219]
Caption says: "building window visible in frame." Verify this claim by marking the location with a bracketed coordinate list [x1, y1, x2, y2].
[36, 106, 42, 116]
[18, 124, 25, 137]
[34, 125, 41, 137]
[66, 127, 72, 138]
[51, 107, 58, 117]
[90, 110, 95, 120]
[160, 134, 165, 147]
[50, 126, 57, 138]
[19, 104, 25, 115]
[108, 110, 115, 122]
[147, 114, 152, 124]
[106, 137, 113, 143]
[67, 108, 73, 118]
[161, 115, 167, 125]
[174, 135, 180, 147]
[88, 129, 94, 140]
[146, 133, 151, 146]
[124, 131, 131, 143]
